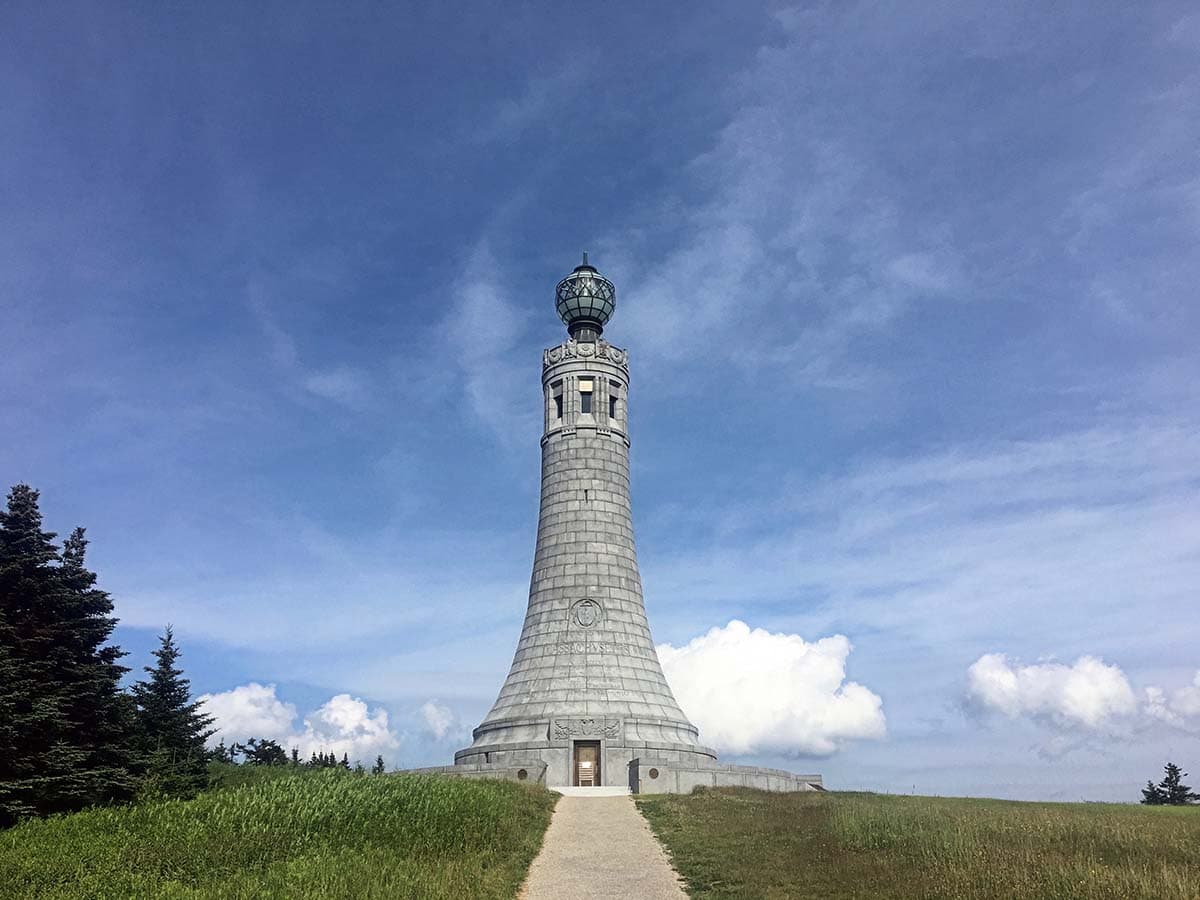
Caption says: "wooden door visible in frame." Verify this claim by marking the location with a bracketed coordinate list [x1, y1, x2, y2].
[574, 741, 600, 786]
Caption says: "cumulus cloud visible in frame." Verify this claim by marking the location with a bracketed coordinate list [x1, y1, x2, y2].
[1145, 672, 1200, 732]
[420, 700, 457, 741]
[199, 683, 400, 764]
[966, 654, 1137, 730]
[199, 682, 298, 742]
[657, 620, 885, 757]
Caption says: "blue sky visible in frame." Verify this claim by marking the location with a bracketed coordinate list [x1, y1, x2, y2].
[3, 1, 1198, 799]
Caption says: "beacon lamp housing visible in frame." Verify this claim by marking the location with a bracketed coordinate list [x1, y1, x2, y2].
[555, 262, 615, 341]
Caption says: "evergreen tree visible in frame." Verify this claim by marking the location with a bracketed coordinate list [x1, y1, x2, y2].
[238, 738, 287, 766]
[1141, 778, 1165, 805]
[132, 627, 214, 798]
[57, 528, 138, 799]
[1142, 762, 1199, 806]
[211, 740, 233, 764]
[372, 755, 385, 775]
[308, 751, 319, 768]
[340, 752, 351, 771]
[0, 624, 31, 823]
[290, 747, 300, 767]
[0, 486, 135, 825]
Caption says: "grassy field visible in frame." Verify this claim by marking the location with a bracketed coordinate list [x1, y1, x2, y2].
[0, 770, 557, 899]
[638, 788, 1200, 900]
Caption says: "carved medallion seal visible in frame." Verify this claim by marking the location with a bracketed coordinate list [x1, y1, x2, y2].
[571, 598, 602, 628]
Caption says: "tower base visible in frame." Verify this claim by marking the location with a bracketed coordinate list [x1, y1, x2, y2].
[404, 745, 822, 795]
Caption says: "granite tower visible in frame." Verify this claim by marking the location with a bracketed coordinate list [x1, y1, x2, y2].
[425, 257, 820, 793]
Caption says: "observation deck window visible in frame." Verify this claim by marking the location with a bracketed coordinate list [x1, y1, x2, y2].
[579, 378, 593, 415]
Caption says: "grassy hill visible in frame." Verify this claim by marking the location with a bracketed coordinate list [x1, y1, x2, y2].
[0, 769, 556, 899]
[8, 773, 1198, 899]
[638, 788, 1200, 900]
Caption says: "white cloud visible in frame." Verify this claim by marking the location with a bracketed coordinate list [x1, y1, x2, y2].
[657, 620, 886, 757]
[966, 654, 1137, 730]
[1145, 672, 1200, 732]
[420, 700, 456, 740]
[199, 683, 401, 764]
[198, 682, 297, 743]
[300, 694, 399, 762]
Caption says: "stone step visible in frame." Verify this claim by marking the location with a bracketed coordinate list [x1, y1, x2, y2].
[552, 785, 633, 797]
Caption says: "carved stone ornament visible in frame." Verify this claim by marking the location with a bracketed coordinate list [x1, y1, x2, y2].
[571, 598, 602, 628]
[544, 339, 629, 371]
[552, 717, 622, 741]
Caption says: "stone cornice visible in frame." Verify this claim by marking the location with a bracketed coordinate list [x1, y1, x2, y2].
[543, 338, 628, 372]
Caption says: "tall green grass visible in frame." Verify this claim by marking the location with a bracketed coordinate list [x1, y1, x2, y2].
[829, 792, 1200, 899]
[0, 771, 556, 899]
[638, 788, 1200, 900]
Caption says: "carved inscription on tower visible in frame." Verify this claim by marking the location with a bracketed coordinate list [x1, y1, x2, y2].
[551, 717, 623, 743]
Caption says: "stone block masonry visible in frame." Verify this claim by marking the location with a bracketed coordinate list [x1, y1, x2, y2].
[455, 338, 717, 784]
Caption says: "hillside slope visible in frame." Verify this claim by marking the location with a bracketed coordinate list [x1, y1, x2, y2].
[638, 788, 1200, 900]
[0, 771, 556, 899]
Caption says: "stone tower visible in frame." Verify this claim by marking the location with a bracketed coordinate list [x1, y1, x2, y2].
[446, 257, 821, 794]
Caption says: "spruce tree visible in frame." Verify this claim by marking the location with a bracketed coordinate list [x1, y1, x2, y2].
[1141, 762, 1199, 805]
[340, 752, 350, 771]
[1159, 763, 1198, 805]
[57, 528, 138, 801]
[0, 486, 135, 825]
[372, 755, 385, 775]
[132, 627, 214, 798]
[1141, 778, 1165, 805]
[239, 738, 287, 766]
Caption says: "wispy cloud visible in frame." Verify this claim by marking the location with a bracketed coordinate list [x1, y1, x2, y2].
[472, 54, 596, 146]
[1145, 673, 1200, 733]
[639, 414, 1200, 751]
[607, 2, 1198, 396]
[302, 366, 373, 411]
[440, 241, 537, 444]
[247, 278, 376, 412]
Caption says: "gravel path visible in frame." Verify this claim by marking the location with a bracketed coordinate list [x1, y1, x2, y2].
[519, 795, 688, 900]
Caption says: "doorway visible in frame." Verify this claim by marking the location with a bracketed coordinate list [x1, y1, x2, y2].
[573, 741, 601, 786]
